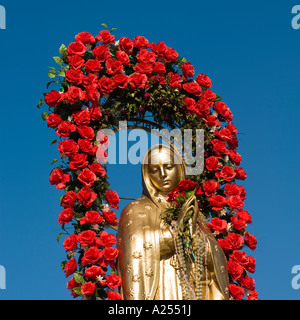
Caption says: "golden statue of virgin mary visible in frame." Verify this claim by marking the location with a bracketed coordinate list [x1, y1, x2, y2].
[117, 144, 229, 300]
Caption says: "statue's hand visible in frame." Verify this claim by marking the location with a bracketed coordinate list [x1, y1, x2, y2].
[177, 196, 198, 235]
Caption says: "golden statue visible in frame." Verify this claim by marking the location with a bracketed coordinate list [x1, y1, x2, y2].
[117, 144, 229, 300]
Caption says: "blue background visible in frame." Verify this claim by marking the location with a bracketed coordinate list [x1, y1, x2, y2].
[0, 0, 299, 300]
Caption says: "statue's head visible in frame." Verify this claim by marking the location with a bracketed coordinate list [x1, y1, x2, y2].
[142, 144, 185, 199]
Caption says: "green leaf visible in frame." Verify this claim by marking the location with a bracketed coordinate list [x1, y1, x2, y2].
[72, 287, 83, 296]
[101, 23, 109, 30]
[58, 70, 66, 77]
[59, 44, 67, 56]
[37, 98, 44, 109]
[50, 139, 57, 147]
[110, 28, 117, 33]
[42, 112, 48, 120]
[50, 159, 58, 165]
[48, 70, 56, 79]
[57, 233, 63, 242]
[74, 273, 85, 284]
[53, 56, 63, 65]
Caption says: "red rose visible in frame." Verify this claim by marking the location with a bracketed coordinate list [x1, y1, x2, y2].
[85, 59, 103, 73]
[104, 246, 119, 261]
[227, 258, 244, 281]
[235, 167, 247, 180]
[78, 168, 97, 187]
[214, 127, 232, 141]
[65, 86, 86, 105]
[216, 166, 236, 182]
[96, 30, 115, 44]
[228, 135, 239, 150]
[55, 121, 76, 138]
[128, 72, 148, 89]
[89, 162, 106, 178]
[246, 256, 256, 273]
[229, 284, 244, 300]
[237, 210, 252, 223]
[150, 41, 167, 56]
[77, 125, 95, 141]
[196, 73, 212, 88]
[205, 156, 221, 171]
[81, 246, 103, 266]
[133, 62, 153, 75]
[78, 139, 97, 155]
[182, 82, 202, 96]
[107, 290, 122, 300]
[85, 84, 100, 102]
[81, 281, 96, 296]
[210, 139, 229, 157]
[202, 180, 220, 197]
[100, 231, 117, 247]
[229, 150, 242, 165]
[46, 113, 62, 128]
[64, 258, 77, 277]
[230, 250, 249, 267]
[105, 58, 123, 75]
[80, 210, 103, 225]
[203, 115, 221, 127]
[214, 101, 233, 121]
[209, 195, 227, 211]
[184, 97, 196, 113]
[224, 183, 246, 199]
[67, 41, 87, 56]
[225, 232, 244, 250]
[77, 230, 96, 247]
[164, 47, 178, 63]
[63, 234, 78, 252]
[102, 209, 118, 226]
[92, 44, 111, 62]
[84, 265, 105, 279]
[69, 153, 88, 170]
[133, 36, 150, 49]
[45, 90, 64, 107]
[98, 76, 116, 95]
[207, 217, 227, 234]
[116, 50, 130, 66]
[239, 275, 255, 291]
[58, 139, 78, 157]
[68, 55, 85, 70]
[106, 274, 121, 289]
[73, 109, 90, 126]
[49, 168, 71, 189]
[244, 232, 257, 251]
[58, 208, 73, 225]
[67, 277, 80, 289]
[137, 50, 156, 64]
[75, 32, 95, 45]
[66, 69, 84, 85]
[195, 99, 210, 118]
[89, 104, 102, 121]
[202, 89, 217, 101]
[119, 36, 133, 55]
[113, 73, 129, 89]
[176, 179, 197, 192]
[61, 190, 77, 208]
[77, 186, 97, 208]
[181, 62, 195, 78]
[246, 290, 259, 300]
[227, 195, 244, 209]
[231, 215, 246, 231]
[168, 72, 182, 89]
[105, 190, 120, 209]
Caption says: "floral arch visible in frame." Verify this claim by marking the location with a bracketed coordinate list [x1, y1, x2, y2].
[38, 26, 258, 300]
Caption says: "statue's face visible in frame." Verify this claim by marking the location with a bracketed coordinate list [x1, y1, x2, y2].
[148, 149, 181, 193]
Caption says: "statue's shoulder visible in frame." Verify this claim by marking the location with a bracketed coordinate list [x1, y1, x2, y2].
[120, 195, 154, 218]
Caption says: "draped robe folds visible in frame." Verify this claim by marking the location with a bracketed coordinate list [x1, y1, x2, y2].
[116, 144, 230, 300]
[117, 193, 230, 300]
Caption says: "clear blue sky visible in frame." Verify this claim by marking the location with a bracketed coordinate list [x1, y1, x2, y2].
[0, 0, 299, 300]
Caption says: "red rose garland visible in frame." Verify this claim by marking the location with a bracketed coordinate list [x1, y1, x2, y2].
[40, 26, 258, 300]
